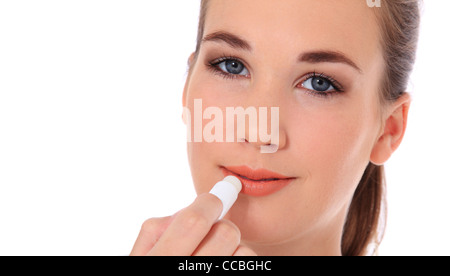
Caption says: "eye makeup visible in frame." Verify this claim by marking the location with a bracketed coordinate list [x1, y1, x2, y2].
[204, 54, 346, 98]
[297, 72, 345, 98]
[206, 55, 250, 80]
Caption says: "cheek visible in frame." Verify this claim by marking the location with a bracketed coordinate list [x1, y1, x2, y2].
[292, 92, 378, 168]
[184, 79, 241, 195]
[287, 96, 380, 212]
[186, 142, 214, 194]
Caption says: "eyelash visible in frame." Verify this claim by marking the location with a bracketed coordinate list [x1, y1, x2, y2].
[300, 72, 344, 98]
[206, 55, 250, 80]
[206, 55, 344, 98]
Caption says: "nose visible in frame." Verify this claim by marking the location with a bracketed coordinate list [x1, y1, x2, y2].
[225, 66, 289, 153]
[237, 106, 286, 154]
[238, 73, 289, 153]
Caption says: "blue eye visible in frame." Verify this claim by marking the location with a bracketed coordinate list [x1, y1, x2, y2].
[210, 58, 250, 78]
[300, 73, 343, 96]
[302, 76, 334, 92]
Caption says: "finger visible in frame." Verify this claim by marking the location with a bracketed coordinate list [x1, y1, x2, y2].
[193, 220, 241, 256]
[233, 245, 258, 256]
[148, 193, 223, 256]
[130, 216, 172, 256]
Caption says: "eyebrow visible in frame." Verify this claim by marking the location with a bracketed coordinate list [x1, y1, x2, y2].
[298, 51, 362, 73]
[202, 30, 362, 73]
[202, 31, 252, 51]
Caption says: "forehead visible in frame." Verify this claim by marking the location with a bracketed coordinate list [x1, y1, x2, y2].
[203, 0, 382, 71]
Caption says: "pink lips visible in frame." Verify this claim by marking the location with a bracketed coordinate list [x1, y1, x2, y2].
[221, 165, 296, 197]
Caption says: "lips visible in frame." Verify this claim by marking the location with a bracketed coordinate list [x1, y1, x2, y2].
[220, 165, 296, 197]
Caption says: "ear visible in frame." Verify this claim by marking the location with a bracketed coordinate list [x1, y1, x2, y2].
[182, 53, 196, 124]
[370, 93, 411, 165]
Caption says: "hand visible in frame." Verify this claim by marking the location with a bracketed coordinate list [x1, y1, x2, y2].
[130, 193, 257, 256]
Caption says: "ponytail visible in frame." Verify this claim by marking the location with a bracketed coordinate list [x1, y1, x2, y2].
[342, 163, 386, 256]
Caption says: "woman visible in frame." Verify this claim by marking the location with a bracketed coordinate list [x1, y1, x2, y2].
[131, 0, 420, 256]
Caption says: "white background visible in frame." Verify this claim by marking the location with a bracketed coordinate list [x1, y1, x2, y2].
[0, 0, 449, 256]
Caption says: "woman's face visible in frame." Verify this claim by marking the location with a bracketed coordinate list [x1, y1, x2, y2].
[183, 0, 385, 254]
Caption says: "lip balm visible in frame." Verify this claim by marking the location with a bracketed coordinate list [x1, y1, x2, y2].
[209, 176, 242, 220]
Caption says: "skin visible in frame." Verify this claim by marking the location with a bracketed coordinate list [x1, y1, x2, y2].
[131, 0, 411, 256]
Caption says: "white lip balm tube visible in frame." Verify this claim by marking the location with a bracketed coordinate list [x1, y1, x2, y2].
[209, 176, 242, 220]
